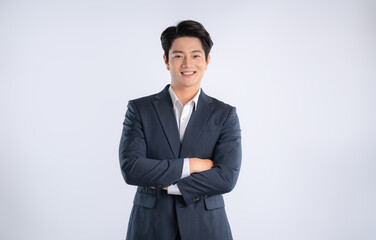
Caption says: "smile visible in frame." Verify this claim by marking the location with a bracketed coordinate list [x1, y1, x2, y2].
[181, 71, 196, 76]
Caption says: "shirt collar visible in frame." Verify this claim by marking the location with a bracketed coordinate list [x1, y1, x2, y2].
[168, 85, 201, 111]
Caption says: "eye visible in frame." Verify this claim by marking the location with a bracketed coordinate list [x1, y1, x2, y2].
[193, 55, 201, 58]
[174, 55, 183, 58]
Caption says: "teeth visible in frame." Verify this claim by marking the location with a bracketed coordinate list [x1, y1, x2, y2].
[182, 72, 195, 75]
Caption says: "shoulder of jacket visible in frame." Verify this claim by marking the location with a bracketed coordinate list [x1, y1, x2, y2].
[130, 93, 158, 104]
[205, 94, 235, 111]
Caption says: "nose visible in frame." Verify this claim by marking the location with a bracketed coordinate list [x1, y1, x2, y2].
[182, 57, 193, 68]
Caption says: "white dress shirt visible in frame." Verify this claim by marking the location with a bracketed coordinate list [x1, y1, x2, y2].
[167, 85, 201, 195]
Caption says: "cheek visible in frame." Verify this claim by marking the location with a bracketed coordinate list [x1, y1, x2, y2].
[171, 63, 180, 71]
[199, 64, 207, 70]
[197, 60, 207, 68]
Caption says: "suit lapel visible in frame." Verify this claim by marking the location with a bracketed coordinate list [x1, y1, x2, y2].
[152, 86, 181, 158]
[180, 90, 215, 157]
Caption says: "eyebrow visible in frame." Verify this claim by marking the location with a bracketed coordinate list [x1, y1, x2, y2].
[171, 50, 204, 54]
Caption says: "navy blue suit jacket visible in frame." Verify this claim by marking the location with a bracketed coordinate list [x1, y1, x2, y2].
[119, 85, 241, 240]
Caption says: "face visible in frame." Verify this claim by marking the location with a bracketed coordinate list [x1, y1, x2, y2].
[164, 37, 210, 90]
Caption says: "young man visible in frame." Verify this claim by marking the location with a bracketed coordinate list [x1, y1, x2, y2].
[119, 20, 242, 240]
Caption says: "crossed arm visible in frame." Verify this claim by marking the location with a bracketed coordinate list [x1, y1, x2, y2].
[119, 100, 241, 204]
[158, 158, 213, 191]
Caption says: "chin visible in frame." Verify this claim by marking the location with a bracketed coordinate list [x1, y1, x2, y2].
[181, 82, 200, 89]
[172, 76, 201, 89]
[182, 79, 201, 87]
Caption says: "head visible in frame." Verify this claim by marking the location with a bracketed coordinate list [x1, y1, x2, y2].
[161, 20, 213, 62]
[161, 20, 214, 90]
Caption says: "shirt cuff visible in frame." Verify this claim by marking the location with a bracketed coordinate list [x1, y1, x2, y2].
[167, 158, 190, 195]
[167, 184, 182, 195]
[181, 157, 190, 178]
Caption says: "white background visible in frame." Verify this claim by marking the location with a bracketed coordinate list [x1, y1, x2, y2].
[1, 0, 375, 239]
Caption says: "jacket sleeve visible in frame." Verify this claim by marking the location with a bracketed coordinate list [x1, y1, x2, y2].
[176, 107, 242, 204]
[119, 100, 184, 188]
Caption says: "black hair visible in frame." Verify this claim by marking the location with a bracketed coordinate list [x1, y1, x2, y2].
[160, 20, 213, 62]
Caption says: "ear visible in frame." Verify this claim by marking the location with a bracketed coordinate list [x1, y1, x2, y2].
[205, 54, 210, 70]
[163, 55, 170, 70]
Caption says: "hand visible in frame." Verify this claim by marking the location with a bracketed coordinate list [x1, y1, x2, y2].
[189, 158, 213, 174]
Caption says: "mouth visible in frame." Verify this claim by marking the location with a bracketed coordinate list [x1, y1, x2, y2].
[181, 71, 196, 77]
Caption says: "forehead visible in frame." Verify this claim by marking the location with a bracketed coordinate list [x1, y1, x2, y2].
[170, 37, 204, 52]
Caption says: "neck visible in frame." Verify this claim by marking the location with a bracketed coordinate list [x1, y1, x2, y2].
[170, 84, 200, 106]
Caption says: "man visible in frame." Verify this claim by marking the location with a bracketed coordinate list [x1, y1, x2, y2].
[119, 20, 241, 240]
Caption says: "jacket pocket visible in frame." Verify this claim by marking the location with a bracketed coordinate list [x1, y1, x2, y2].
[133, 192, 157, 209]
[204, 194, 225, 210]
